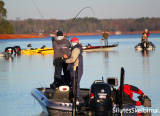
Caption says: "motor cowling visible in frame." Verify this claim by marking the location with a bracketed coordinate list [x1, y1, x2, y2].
[5, 47, 13, 58]
[13, 46, 21, 54]
[89, 80, 112, 116]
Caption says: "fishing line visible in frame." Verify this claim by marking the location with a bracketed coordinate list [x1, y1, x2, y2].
[39, 82, 44, 88]
[43, 81, 46, 87]
[65, 7, 95, 37]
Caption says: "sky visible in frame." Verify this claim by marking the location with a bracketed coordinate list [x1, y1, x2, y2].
[3, 0, 160, 20]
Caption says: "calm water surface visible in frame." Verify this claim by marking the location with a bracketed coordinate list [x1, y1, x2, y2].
[0, 34, 160, 116]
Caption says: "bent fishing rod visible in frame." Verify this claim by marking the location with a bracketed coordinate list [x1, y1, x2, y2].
[32, 1, 95, 54]
[65, 7, 95, 38]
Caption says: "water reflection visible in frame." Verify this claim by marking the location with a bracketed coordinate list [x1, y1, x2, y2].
[141, 50, 149, 57]
[5, 57, 13, 62]
[103, 51, 109, 58]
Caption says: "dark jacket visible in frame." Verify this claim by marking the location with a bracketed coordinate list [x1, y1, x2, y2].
[53, 37, 71, 58]
[66, 43, 83, 78]
[103, 33, 109, 39]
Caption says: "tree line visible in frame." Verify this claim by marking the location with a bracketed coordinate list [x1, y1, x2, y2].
[0, 0, 14, 34]
[1, 0, 160, 34]
[8, 17, 160, 34]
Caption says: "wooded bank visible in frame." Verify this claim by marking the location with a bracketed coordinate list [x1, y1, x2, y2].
[8, 17, 160, 34]
[0, 30, 160, 39]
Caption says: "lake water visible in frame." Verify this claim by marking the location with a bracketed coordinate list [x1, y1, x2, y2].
[0, 34, 160, 116]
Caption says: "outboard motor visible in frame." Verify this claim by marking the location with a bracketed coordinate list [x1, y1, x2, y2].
[5, 47, 13, 58]
[89, 80, 112, 116]
[13, 46, 21, 54]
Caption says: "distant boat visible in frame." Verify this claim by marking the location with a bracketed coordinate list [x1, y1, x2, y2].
[0, 53, 5, 57]
[135, 41, 155, 50]
[82, 43, 119, 52]
[21, 46, 54, 54]
[115, 31, 121, 35]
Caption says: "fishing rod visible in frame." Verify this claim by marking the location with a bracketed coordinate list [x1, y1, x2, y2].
[31, 0, 65, 54]
[65, 7, 95, 38]
[32, 0, 51, 32]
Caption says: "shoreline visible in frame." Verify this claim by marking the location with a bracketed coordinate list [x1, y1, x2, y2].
[0, 34, 45, 39]
[0, 31, 160, 39]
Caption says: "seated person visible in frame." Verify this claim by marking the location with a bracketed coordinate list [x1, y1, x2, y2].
[41, 45, 46, 49]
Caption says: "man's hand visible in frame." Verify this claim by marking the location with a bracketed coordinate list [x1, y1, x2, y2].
[63, 54, 68, 59]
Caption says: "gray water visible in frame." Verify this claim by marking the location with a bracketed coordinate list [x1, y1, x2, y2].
[0, 34, 160, 116]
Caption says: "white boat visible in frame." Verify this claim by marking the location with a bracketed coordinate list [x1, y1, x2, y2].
[135, 41, 155, 50]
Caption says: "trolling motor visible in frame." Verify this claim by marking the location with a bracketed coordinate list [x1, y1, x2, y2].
[89, 79, 112, 116]
[13, 46, 21, 54]
[5, 47, 13, 58]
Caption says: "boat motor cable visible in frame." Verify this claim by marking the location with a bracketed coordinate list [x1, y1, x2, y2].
[65, 7, 95, 38]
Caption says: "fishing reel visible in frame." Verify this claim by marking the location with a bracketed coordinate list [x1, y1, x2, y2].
[137, 95, 151, 107]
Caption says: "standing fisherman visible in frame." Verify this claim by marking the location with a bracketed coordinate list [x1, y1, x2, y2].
[63, 37, 83, 102]
[142, 29, 150, 42]
[51, 31, 71, 90]
[102, 30, 109, 46]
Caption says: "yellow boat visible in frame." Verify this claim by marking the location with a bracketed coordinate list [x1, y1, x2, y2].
[37, 49, 54, 54]
[21, 47, 54, 54]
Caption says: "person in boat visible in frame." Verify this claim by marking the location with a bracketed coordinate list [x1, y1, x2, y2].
[142, 29, 150, 42]
[115, 84, 146, 106]
[51, 31, 71, 90]
[141, 33, 148, 43]
[102, 30, 109, 46]
[41, 45, 46, 49]
[51, 34, 56, 43]
[63, 37, 83, 102]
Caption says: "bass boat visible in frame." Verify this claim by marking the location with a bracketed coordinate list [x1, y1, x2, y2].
[21, 47, 54, 54]
[31, 67, 151, 116]
[135, 41, 155, 50]
[82, 43, 119, 52]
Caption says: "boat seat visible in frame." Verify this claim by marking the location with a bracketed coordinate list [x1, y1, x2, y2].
[52, 86, 71, 100]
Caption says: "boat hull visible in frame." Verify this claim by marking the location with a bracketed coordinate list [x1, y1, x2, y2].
[31, 87, 90, 114]
[31, 87, 139, 115]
